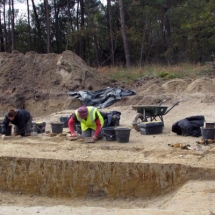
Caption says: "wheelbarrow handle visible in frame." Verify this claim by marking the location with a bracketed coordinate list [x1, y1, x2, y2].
[158, 99, 166, 106]
[175, 99, 183, 105]
[164, 99, 182, 115]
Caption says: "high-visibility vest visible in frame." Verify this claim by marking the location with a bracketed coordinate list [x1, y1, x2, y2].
[75, 106, 104, 131]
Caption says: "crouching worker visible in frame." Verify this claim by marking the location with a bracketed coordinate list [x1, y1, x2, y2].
[68, 106, 104, 141]
[2, 108, 32, 137]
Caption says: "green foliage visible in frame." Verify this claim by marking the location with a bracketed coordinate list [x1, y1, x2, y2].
[2, 0, 215, 66]
[157, 71, 178, 80]
[15, 18, 29, 53]
[169, 0, 215, 62]
[102, 63, 214, 82]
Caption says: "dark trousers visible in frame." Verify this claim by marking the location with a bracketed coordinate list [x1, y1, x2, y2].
[82, 128, 104, 139]
[14, 116, 32, 135]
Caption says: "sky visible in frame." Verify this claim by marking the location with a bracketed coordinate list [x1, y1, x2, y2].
[11, 0, 107, 20]
[14, 0, 107, 13]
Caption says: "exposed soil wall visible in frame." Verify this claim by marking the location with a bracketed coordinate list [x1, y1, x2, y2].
[0, 156, 190, 198]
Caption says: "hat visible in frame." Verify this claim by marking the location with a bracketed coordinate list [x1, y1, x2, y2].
[78, 106, 88, 118]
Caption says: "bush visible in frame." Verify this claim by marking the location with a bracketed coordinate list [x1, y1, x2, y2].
[157, 71, 178, 80]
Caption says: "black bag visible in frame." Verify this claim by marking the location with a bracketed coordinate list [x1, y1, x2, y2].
[100, 111, 121, 127]
[172, 115, 205, 137]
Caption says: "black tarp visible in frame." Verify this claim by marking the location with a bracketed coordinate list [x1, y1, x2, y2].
[67, 87, 136, 108]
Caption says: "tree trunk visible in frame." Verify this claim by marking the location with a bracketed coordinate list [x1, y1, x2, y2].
[164, 0, 171, 49]
[107, 0, 114, 65]
[74, 0, 80, 53]
[31, 0, 43, 52]
[118, 0, 131, 68]
[27, 0, 31, 51]
[54, 0, 60, 53]
[85, 0, 99, 66]
[8, 0, 11, 52]
[79, 0, 85, 59]
[11, 0, 15, 51]
[0, 10, 3, 51]
[3, 1, 7, 51]
[44, 0, 50, 53]
[67, 0, 74, 30]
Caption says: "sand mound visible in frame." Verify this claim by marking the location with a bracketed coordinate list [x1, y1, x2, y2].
[143, 84, 165, 94]
[185, 78, 215, 93]
[162, 79, 188, 93]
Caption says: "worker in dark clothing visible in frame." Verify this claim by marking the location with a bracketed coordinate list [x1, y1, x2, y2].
[2, 108, 32, 137]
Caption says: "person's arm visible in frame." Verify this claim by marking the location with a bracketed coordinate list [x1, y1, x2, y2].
[68, 114, 77, 136]
[2, 116, 9, 135]
[93, 113, 102, 140]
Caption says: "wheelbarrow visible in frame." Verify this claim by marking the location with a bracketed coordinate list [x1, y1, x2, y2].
[132, 99, 182, 131]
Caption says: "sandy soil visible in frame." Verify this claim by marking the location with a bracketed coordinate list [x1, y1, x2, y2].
[1, 51, 215, 214]
[0, 94, 215, 214]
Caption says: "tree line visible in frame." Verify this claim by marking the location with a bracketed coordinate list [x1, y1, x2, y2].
[0, 0, 215, 67]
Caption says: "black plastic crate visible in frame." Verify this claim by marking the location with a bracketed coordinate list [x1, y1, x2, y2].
[138, 121, 164, 135]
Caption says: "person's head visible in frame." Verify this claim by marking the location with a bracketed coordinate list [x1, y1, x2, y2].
[77, 106, 88, 119]
[7, 108, 17, 121]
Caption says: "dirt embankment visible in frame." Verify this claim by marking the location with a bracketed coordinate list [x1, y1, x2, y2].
[1, 50, 215, 118]
[117, 77, 215, 107]
[0, 50, 111, 117]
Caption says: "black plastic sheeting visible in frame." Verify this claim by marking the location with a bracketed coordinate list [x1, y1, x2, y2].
[67, 87, 136, 108]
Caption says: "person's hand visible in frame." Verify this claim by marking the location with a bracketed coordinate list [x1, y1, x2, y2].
[15, 135, 22, 138]
[92, 136, 97, 141]
[69, 133, 77, 137]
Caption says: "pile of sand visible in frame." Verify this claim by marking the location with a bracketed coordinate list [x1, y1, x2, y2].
[1, 51, 215, 116]
[162, 79, 188, 93]
[185, 78, 215, 93]
[0, 50, 110, 116]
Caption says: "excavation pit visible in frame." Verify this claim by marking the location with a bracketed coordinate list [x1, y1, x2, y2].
[1, 105, 215, 214]
[0, 156, 191, 199]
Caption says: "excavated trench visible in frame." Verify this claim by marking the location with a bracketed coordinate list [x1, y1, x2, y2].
[0, 156, 214, 199]
[0, 108, 215, 202]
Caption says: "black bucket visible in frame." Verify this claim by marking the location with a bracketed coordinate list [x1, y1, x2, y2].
[115, 127, 131, 143]
[201, 127, 215, 140]
[75, 124, 82, 135]
[32, 122, 46, 133]
[103, 127, 116, 141]
[59, 116, 70, 128]
[6, 125, 12, 136]
[51, 122, 64, 134]
[115, 119, 120, 126]
[0, 123, 12, 136]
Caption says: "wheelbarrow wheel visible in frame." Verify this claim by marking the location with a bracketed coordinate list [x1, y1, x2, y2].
[132, 113, 147, 131]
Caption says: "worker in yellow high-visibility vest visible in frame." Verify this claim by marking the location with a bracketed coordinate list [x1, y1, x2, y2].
[68, 106, 104, 141]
